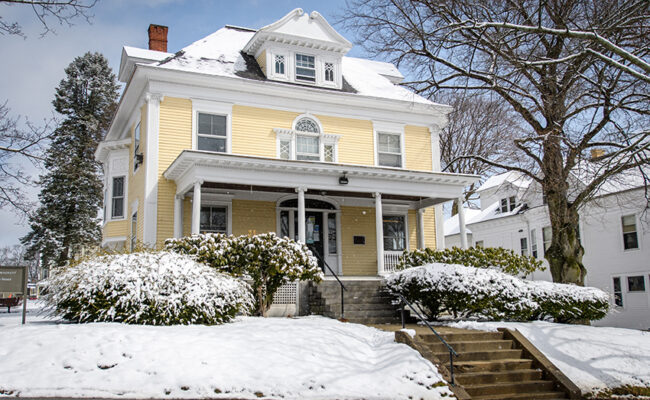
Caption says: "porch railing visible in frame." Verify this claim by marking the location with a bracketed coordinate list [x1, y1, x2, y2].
[383, 251, 403, 273]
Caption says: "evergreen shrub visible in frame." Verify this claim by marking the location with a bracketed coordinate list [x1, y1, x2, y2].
[166, 233, 323, 316]
[387, 263, 609, 322]
[44, 251, 253, 325]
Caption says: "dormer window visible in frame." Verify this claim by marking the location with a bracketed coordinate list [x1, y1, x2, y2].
[296, 54, 316, 82]
[500, 196, 517, 213]
[324, 63, 334, 82]
[274, 55, 285, 75]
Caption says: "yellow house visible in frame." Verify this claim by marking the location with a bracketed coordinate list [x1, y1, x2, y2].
[96, 9, 476, 283]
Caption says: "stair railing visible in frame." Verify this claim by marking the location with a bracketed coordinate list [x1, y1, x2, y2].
[396, 293, 458, 386]
[311, 249, 347, 319]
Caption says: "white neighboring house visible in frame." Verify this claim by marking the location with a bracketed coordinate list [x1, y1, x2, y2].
[444, 169, 650, 330]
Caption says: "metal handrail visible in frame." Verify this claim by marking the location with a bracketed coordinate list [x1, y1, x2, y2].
[311, 249, 347, 319]
[396, 293, 458, 385]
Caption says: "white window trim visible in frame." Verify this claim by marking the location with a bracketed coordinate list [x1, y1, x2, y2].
[621, 213, 641, 252]
[270, 50, 289, 81]
[110, 175, 127, 221]
[374, 128, 406, 169]
[200, 200, 232, 235]
[191, 99, 233, 153]
[381, 210, 410, 252]
[274, 115, 340, 162]
[295, 52, 317, 85]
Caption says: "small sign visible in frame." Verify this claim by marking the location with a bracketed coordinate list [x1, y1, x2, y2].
[0, 267, 25, 294]
[353, 236, 366, 245]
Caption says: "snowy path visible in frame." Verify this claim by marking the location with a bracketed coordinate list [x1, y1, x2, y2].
[0, 303, 452, 399]
[448, 320, 650, 394]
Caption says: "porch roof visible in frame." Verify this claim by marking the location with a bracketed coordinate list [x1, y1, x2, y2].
[163, 150, 478, 205]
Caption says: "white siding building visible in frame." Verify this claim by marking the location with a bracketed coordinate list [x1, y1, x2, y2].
[445, 170, 650, 330]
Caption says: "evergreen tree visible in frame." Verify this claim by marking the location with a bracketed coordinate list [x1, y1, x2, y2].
[22, 52, 119, 268]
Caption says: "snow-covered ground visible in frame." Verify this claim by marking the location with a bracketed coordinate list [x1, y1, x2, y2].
[0, 302, 452, 399]
[448, 320, 650, 395]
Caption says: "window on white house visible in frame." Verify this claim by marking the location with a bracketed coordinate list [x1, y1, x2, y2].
[197, 113, 227, 152]
[295, 54, 315, 82]
[324, 62, 334, 82]
[280, 140, 291, 160]
[613, 277, 623, 307]
[542, 226, 552, 255]
[622, 215, 639, 250]
[111, 176, 125, 219]
[133, 122, 142, 171]
[627, 275, 645, 292]
[274, 54, 285, 75]
[377, 132, 402, 167]
[475, 240, 484, 248]
[200, 206, 227, 233]
[500, 196, 518, 213]
[520, 237, 528, 256]
[383, 215, 406, 251]
[131, 212, 137, 251]
[531, 229, 538, 258]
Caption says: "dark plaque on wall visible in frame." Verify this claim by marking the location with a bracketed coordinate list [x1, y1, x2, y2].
[353, 236, 365, 245]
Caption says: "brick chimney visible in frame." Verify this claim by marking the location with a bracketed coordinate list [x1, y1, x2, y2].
[590, 148, 605, 160]
[148, 24, 168, 52]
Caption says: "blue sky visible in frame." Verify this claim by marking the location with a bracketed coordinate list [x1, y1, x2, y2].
[0, 0, 367, 247]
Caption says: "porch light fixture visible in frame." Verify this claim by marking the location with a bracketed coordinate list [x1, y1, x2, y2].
[339, 173, 349, 185]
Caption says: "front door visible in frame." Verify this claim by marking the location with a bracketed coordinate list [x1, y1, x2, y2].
[296, 212, 324, 265]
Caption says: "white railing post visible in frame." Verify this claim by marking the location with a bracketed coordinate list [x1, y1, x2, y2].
[297, 187, 306, 244]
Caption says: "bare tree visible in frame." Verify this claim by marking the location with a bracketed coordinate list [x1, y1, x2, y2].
[0, 102, 52, 214]
[341, 0, 650, 285]
[0, 0, 96, 37]
[0, 244, 40, 282]
[438, 91, 520, 214]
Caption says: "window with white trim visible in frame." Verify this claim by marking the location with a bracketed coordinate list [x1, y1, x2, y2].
[133, 122, 142, 171]
[111, 176, 125, 219]
[520, 237, 528, 256]
[383, 215, 406, 251]
[475, 240, 484, 248]
[324, 62, 334, 82]
[542, 226, 552, 255]
[613, 276, 623, 307]
[274, 54, 285, 75]
[200, 206, 227, 233]
[500, 196, 518, 213]
[622, 214, 639, 250]
[197, 113, 227, 152]
[295, 54, 315, 82]
[277, 117, 339, 163]
[627, 275, 645, 292]
[530, 229, 538, 258]
[296, 135, 320, 161]
[377, 132, 402, 167]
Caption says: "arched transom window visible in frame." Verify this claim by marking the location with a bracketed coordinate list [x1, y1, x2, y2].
[276, 116, 339, 163]
[295, 118, 320, 133]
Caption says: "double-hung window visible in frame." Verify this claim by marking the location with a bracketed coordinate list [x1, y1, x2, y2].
[520, 237, 528, 256]
[295, 54, 315, 82]
[500, 196, 517, 213]
[613, 277, 623, 307]
[542, 226, 552, 255]
[296, 135, 320, 161]
[111, 176, 125, 219]
[197, 113, 227, 152]
[377, 132, 402, 167]
[200, 206, 227, 234]
[621, 215, 639, 250]
[383, 215, 406, 251]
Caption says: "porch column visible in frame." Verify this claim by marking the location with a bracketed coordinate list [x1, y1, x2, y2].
[458, 197, 468, 249]
[417, 208, 426, 249]
[173, 194, 183, 238]
[191, 181, 202, 235]
[296, 187, 306, 243]
[374, 192, 384, 274]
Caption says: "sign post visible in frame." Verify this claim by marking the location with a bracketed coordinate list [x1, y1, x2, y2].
[0, 266, 28, 324]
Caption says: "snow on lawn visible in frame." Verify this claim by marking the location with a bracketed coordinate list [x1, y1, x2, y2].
[448, 320, 650, 394]
[1, 304, 452, 400]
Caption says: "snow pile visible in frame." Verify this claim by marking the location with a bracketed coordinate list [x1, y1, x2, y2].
[448, 320, 650, 394]
[0, 311, 453, 399]
[387, 263, 609, 321]
[44, 251, 253, 325]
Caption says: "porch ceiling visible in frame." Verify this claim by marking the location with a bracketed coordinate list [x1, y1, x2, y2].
[164, 150, 479, 205]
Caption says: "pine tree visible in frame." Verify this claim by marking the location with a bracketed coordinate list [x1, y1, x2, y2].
[22, 52, 119, 268]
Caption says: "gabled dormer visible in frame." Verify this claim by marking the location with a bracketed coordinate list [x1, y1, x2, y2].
[243, 9, 352, 89]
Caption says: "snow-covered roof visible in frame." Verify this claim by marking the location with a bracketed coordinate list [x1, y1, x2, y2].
[444, 201, 526, 235]
[118, 46, 173, 82]
[477, 171, 531, 192]
[571, 161, 650, 197]
[137, 26, 433, 105]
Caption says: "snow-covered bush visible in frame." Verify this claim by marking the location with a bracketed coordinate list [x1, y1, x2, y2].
[43, 251, 254, 325]
[397, 246, 543, 276]
[166, 233, 324, 316]
[387, 263, 609, 322]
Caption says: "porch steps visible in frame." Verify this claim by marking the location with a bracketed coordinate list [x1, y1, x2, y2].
[308, 280, 405, 324]
[395, 328, 582, 400]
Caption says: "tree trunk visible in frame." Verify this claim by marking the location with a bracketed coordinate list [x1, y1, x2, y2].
[257, 285, 267, 317]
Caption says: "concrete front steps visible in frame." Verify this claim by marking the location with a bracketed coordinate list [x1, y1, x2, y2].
[308, 280, 405, 324]
[396, 327, 582, 400]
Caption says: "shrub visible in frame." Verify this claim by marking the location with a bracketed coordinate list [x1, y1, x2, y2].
[386, 263, 609, 322]
[397, 246, 543, 276]
[166, 233, 324, 316]
[43, 251, 254, 325]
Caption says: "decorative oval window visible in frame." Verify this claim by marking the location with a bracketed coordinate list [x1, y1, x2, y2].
[295, 118, 319, 133]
